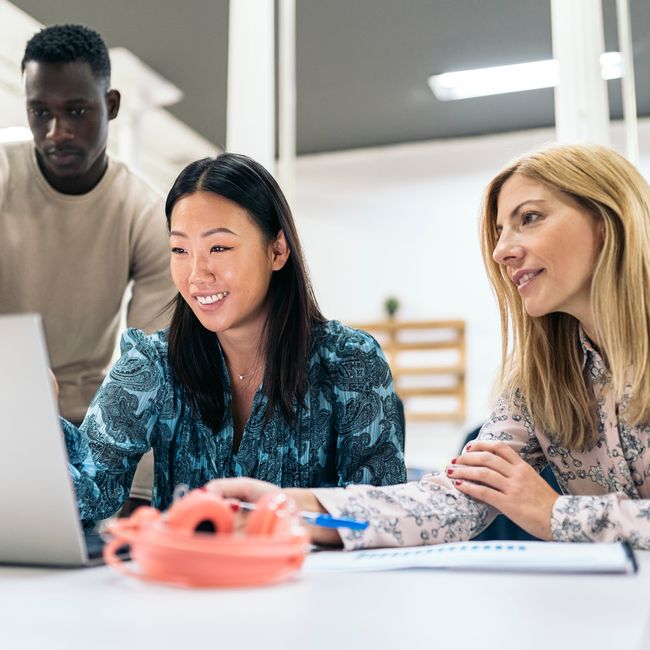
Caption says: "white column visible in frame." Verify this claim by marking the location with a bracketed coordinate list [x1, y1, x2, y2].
[277, 0, 296, 207]
[226, 0, 275, 173]
[109, 48, 183, 173]
[116, 111, 143, 172]
[551, 0, 609, 144]
[616, 0, 639, 164]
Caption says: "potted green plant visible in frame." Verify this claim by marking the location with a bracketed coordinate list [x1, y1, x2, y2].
[384, 296, 400, 319]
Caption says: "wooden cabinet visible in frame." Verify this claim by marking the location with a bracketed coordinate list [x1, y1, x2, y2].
[351, 319, 466, 422]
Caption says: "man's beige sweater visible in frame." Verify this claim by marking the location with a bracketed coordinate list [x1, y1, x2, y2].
[0, 141, 176, 423]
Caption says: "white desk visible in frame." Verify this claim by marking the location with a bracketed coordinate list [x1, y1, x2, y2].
[2, 552, 650, 650]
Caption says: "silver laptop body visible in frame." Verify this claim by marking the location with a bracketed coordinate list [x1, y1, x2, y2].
[0, 313, 92, 566]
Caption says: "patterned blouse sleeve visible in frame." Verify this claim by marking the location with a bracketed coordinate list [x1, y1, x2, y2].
[314, 390, 548, 549]
[327, 327, 407, 487]
[62, 328, 166, 522]
[552, 495, 650, 548]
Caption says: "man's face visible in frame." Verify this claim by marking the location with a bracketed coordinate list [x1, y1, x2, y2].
[23, 60, 119, 188]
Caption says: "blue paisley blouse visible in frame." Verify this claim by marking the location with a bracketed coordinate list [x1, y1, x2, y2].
[63, 320, 406, 522]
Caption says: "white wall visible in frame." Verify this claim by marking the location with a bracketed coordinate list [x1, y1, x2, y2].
[294, 121, 650, 429]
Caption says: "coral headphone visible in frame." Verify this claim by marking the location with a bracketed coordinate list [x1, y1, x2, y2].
[103, 490, 310, 587]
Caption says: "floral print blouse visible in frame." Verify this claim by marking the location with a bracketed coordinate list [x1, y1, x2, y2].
[315, 329, 650, 550]
[63, 320, 406, 522]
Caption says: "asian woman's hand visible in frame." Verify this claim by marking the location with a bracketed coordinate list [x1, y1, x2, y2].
[448, 440, 559, 540]
[204, 477, 342, 546]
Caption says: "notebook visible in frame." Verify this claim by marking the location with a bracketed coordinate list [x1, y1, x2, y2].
[0, 313, 106, 567]
[304, 540, 637, 574]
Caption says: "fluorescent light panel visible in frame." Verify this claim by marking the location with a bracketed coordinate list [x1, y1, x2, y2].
[429, 52, 623, 101]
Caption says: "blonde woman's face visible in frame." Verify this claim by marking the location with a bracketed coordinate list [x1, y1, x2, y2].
[492, 174, 602, 328]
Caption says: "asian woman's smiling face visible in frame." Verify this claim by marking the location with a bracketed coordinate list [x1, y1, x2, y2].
[492, 174, 603, 329]
[169, 191, 289, 340]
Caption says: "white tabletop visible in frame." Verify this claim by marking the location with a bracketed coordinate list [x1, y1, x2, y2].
[2, 551, 650, 650]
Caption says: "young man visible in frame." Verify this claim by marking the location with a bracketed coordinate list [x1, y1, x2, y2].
[0, 24, 176, 508]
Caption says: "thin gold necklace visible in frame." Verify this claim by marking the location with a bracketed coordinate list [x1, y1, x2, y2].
[227, 361, 261, 381]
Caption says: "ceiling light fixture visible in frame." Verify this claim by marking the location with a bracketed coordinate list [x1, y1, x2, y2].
[428, 52, 623, 101]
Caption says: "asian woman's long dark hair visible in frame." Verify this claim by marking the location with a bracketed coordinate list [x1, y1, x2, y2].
[165, 152, 325, 433]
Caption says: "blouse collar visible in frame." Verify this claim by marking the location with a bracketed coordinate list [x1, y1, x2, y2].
[578, 325, 608, 382]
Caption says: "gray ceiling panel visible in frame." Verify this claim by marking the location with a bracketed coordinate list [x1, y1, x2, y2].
[10, 0, 650, 155]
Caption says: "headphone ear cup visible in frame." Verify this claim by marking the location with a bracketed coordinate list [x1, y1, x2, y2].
[165, 490, 235, 535]
[245, 493, 297, 536]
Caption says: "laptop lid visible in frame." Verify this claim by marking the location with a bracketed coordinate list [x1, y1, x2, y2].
[0, 313, 90, 566]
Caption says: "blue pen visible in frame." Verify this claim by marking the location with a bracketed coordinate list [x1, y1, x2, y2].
[237, 501, 369, 531]
[296, 510, 369, 531]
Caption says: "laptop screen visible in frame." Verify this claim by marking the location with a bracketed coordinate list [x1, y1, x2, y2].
[0, 313, 90, 566]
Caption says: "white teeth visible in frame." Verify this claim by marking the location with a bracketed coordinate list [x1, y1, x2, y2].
[196, 292, 228, 305]
[518, 272, 537, 286]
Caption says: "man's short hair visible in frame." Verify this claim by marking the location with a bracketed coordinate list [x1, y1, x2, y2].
[21, 24, 110, 84]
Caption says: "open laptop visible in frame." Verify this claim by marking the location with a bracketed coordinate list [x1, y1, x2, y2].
[0, 313, 107, 566]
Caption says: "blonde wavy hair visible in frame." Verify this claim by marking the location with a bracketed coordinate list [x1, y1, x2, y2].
[480, 143, 650, 450]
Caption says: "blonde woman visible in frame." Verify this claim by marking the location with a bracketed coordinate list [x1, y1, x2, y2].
[207, 143, 650, 550]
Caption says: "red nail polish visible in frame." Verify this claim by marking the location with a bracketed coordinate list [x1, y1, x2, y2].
[446, 467, 454, 475]
[455, 479, 463, 486]
[466, 444, 472, 451]
[451, 457, 457, 465]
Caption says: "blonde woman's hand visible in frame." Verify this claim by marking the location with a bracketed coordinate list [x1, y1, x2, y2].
[203, 478, 281, 532]
[204, 477, 324, 514]
[204, 477, 282, 503]
[204, 478, 342, 546]
[448, 440, 558, 540]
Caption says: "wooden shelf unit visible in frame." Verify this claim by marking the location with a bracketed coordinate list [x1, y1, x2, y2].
[351, 319, 466, 422]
